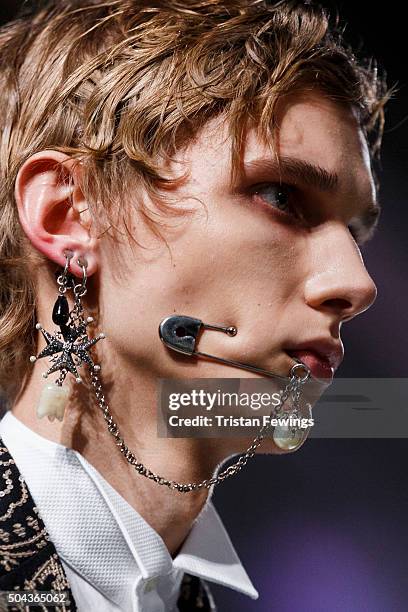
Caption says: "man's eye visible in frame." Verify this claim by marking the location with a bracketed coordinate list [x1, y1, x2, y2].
[252, 183, 296, 216]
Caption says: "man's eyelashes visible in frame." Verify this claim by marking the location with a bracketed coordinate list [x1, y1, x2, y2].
[249, 181, 304, 221]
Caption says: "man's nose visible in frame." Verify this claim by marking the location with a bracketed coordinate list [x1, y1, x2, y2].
[303, 222, 377, 322]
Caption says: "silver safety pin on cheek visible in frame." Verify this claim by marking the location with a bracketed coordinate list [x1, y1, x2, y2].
[158, 314, 310, 382]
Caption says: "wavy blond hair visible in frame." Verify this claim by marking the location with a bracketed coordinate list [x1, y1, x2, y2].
[0, 0, 389, 405]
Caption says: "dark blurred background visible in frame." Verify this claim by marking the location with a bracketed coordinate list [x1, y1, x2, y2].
[0, 2, 406, 611]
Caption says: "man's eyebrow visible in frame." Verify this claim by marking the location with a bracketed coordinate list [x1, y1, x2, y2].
[241, 155, 381, 240]
[242, 156, 339, 191]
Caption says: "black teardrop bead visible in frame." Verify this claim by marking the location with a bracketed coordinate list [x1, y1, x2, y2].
[52, 295, 70, 325]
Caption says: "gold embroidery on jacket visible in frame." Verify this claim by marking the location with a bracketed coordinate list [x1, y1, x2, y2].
[0, 448, 50, 573]
[0, 444, 75, 611]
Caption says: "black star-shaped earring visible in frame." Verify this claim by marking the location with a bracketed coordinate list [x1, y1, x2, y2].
[30, 294, 105, 384]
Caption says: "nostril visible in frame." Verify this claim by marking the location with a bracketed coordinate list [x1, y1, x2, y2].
[323, 298, 352, 311]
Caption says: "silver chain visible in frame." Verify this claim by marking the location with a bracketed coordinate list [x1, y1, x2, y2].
[88, 365, 305, 493]
[62, 252, 309, 493]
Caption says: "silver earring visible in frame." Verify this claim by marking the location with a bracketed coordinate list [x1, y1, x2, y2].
[30, 249, 105, 422]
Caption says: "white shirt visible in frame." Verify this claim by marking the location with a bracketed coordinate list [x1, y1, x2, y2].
[0, 411, 258, 611]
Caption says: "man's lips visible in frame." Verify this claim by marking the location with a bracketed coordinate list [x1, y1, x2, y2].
[286, 349, 334, 379]
[285, 342, 344, 381]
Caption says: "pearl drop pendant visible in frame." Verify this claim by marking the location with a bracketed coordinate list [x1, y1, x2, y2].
[37, 384, 70, 422]
[273, 419, 307, 451]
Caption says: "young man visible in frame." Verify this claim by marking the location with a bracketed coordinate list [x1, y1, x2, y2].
[0, 1, 388, 610]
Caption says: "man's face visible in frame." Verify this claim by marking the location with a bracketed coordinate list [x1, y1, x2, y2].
[98, 91, 377, 427]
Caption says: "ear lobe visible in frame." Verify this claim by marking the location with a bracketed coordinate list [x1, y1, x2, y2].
[15, 150, 98, 278]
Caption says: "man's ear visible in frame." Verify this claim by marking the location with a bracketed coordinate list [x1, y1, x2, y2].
[15, 150, 98, 278]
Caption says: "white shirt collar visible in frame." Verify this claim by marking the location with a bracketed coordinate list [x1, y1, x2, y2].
[0, 411, 258, 607]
